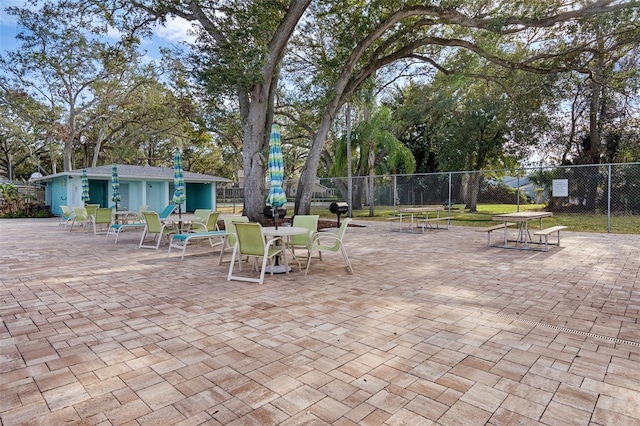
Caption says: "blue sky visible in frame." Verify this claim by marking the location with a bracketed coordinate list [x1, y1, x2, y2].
[0, 0, 22, 52]
[0, 0, 195, 63]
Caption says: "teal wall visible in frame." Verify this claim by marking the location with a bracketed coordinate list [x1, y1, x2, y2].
[88, 180, 108, 207]
[50, 177, 68, 215]
[145, 181, 167, 213]
[186, 183, 213, 212]
[48, 177, 220, 216]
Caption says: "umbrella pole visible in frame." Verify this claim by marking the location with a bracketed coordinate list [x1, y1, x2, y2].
[273, 206, 278, 229]
[272, 206, 282, 267]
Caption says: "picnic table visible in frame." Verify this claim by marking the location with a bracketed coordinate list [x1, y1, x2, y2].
[491, 211, 560, 250]
[389, 206, 452, 233]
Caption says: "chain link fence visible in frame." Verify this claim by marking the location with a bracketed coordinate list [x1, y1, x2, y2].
[316, 162, 640, 233]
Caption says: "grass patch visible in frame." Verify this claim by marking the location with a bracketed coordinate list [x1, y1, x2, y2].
[217, 202, 640, 234]
[311, 203, 640, 234]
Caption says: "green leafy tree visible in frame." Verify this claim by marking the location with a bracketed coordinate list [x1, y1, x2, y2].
[1, 2, 151, 171]
[102, 0, 313, 220]
[0, 87, 59, 180]
[332, 106, 415, 215]
[289, 1, 640, 214]
[386, 81, 449, 174]
[83, 57, 160, 168]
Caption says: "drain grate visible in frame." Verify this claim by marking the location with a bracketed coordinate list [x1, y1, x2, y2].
[489, 312, 640, 347]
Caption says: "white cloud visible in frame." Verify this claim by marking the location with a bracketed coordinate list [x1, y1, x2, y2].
[105, 25, 123, 40]
[153, 16, 196, 44]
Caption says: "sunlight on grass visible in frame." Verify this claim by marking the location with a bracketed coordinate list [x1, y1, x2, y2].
[218, 202, 639, 234]
[309, 203, 640, 234]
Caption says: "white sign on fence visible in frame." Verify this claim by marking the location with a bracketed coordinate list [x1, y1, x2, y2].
[552, 179, 569, 197]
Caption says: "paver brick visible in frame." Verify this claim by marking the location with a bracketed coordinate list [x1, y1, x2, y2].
[1, 219, 640, 424]
[540, 400, 592, 426]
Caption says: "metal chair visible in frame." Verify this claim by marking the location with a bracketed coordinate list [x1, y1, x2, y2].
[189, 210, 220, 233]
[70, 207, 91, 232]
[139, 211, 175, 250]
[227, 222, 288, 285]
[286, 214, 320, 260]
[93, 208, 113, 235]
[222, 216, 249, 258]
[305, 217, 353, 275]
[59, 205, 74, 229]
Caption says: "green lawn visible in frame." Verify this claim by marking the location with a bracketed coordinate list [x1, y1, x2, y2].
[217, 202, 639, 234]
[311, 203, 640, 234]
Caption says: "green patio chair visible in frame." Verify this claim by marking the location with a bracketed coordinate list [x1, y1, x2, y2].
[222, 216, 249, 259]
[70, 207, 91, 232]
[190, 211, 220, 233]
[139, 211, 175, 250]
[84, 204, 99, 218]
[286, 214, 320, 261]
[305, 217, 353, 275]
[59, 205, 74, 229]
[93, 208, 113, 235]
[191, 209, 210, 222]
[188, 209, 211, 231]
[134, 204, 148, 222]
[227, 222, 288, 285]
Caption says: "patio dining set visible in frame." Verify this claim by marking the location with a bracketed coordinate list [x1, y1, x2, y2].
[57, 205, 355, 285]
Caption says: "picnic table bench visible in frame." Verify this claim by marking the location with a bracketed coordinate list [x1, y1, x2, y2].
[533, 225, 568, 251]
[415, 216, 453, 231]
[476, 222, 516, 247]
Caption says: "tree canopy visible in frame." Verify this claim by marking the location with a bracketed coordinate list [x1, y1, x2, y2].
[1, 0, 639, 218]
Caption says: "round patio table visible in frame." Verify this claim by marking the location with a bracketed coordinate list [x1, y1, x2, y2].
[261, 226, 308, 274]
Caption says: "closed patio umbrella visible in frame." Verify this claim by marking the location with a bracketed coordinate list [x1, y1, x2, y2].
[266, 123, 287, 229]
[111, 163, 120, 211]
[173, 150, 186, 230]
[81, 169, 90, 204]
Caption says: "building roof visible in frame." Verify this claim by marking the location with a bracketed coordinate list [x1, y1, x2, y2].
[31, 164, 231, 184]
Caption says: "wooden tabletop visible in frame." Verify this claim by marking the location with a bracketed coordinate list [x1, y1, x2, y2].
[492, 211, 553, 221]
[398, 206, 444, 213]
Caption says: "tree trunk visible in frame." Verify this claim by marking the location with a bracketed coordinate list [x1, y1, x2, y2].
[63, 139, 73, 171]
[459, 174, 468, 205]
[148, 0, 311, 220]
[584, 35, 605, 212]
[465, 172, 482, 212]
[368, 148, 375, 216]
[239, 86, 270, 222]
[353, 178, 363, 209]
[48, 131, 57, 175]
[295, 110, 338, 214]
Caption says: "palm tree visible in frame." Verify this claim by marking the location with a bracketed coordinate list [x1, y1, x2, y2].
[333, 105, 415, 215]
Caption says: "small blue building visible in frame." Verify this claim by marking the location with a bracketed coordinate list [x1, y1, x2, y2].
[33, 164, 231, 216]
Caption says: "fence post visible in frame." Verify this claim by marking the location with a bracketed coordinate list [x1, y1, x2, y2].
[346, 103, 353, 218]
[516, 170, 521, 212]
[393, 174, 397, 214]
[607, 164, 611, 233]
[448, 172, 452, 212]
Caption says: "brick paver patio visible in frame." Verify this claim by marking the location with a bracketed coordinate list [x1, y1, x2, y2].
[1, 217, 639, 425]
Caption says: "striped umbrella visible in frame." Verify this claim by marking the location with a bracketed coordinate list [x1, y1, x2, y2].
[173, 150, 186, 223]
[111, 163, 120, 211]
[266, 124, 287, 228]
[81, 169, 90, 204]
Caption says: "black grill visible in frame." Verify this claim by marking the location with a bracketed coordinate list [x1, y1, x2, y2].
[329, 202, 348, 227]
